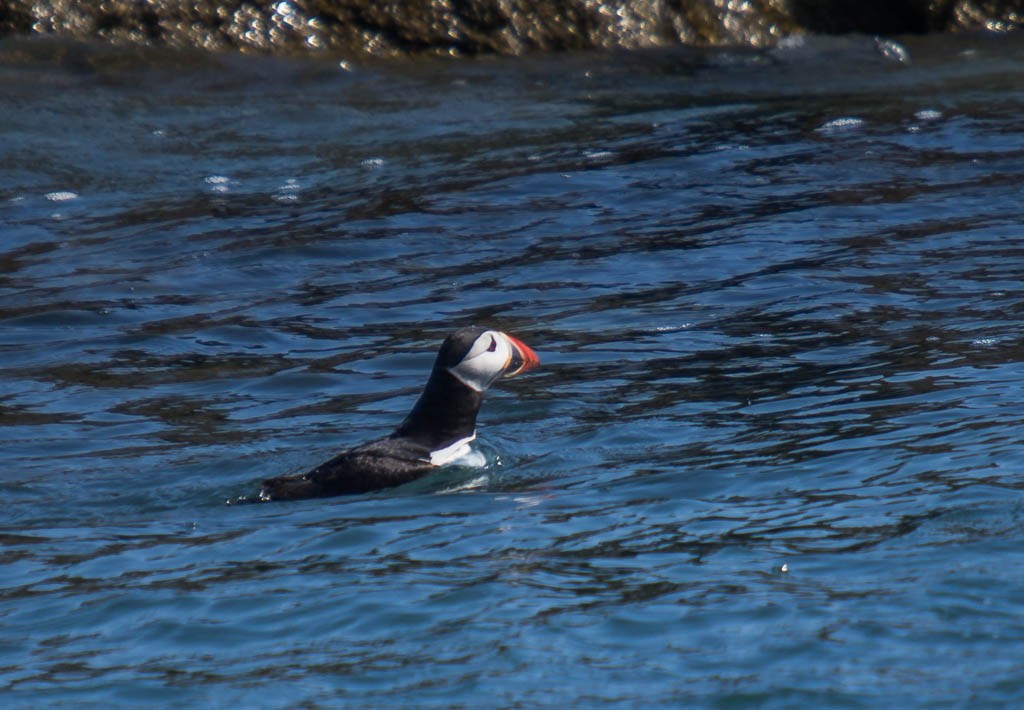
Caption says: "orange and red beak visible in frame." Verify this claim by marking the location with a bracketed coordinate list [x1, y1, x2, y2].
[502, 332, 540, 377]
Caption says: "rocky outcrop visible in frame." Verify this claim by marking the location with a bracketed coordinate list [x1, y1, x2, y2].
[0, 0, 1021, 57]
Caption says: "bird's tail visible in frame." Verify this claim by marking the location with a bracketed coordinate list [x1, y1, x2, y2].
[256, 474, 322, 502]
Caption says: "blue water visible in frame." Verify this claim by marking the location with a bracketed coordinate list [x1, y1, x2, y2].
[3, 33, 1024, 706]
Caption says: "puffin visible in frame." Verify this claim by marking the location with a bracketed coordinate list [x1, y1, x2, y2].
[259, 327, 539, 501]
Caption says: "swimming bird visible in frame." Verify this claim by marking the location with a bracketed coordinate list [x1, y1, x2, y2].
[259, 327, 539, 500]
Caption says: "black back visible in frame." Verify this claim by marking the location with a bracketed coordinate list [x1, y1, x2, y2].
[260, 436, 434, 499]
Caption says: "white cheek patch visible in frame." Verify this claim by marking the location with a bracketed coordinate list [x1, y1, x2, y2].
[448, 331, 512, 392]
[447, 368, 484, 391]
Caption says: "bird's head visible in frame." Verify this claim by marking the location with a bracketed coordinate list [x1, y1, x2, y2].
[438, 327, 540, 392]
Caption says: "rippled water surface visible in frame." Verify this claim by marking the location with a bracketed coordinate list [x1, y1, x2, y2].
[3, 33, 1024, 706]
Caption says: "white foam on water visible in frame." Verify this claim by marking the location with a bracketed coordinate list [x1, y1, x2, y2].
[45, 191, 78, 202]
[205, 175, 232, 193]
[817, 117, 864, 133]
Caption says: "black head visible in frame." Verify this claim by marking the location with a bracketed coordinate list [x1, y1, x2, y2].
[434, 327, 489, 370]
[433, 327, 540, 392]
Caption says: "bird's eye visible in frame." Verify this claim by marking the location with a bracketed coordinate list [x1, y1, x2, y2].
[487, 336, 498, 352]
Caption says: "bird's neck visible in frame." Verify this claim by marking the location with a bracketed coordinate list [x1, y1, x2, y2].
[392, 368, 483, 450]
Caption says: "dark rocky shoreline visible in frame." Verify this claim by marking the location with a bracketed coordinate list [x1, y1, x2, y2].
[0, 0, 1021, 57]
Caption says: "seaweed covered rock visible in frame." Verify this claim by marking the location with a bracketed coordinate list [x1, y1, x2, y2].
[0, 0, 1021, 56]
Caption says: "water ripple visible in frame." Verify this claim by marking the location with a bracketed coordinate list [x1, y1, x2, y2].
[3, 34, 1024, 707]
